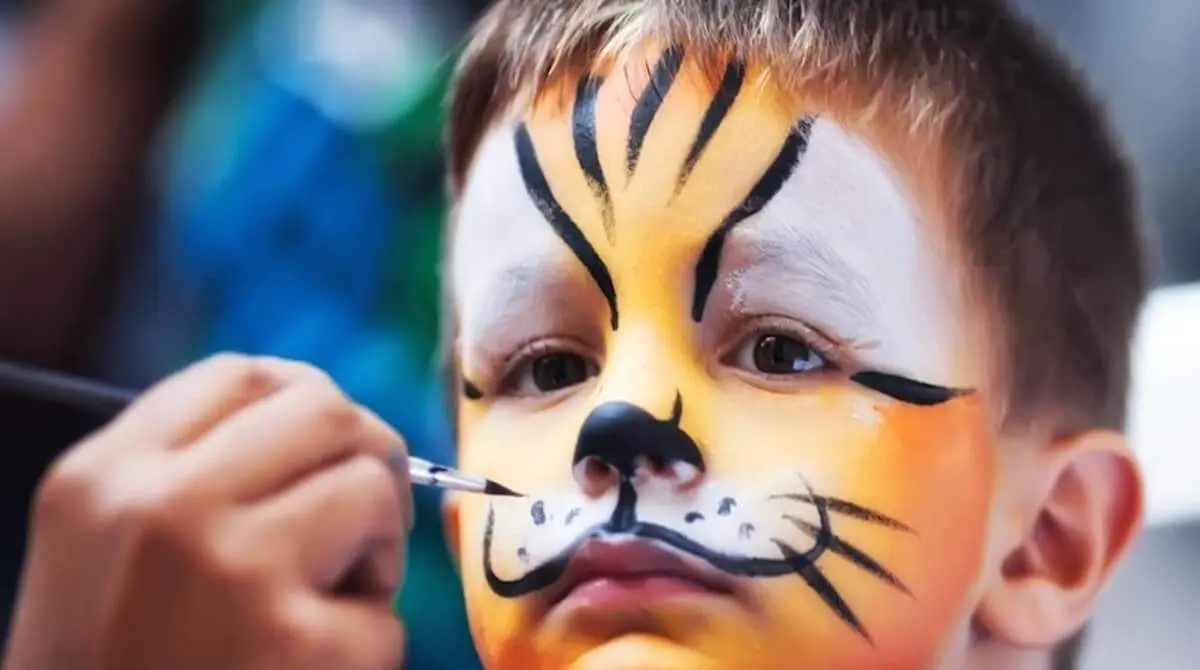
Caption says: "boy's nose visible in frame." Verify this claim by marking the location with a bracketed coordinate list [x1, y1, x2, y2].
[571, 394, 705, 496]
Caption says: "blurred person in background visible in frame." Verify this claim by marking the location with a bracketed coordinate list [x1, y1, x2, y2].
[0, 0, 202, 641]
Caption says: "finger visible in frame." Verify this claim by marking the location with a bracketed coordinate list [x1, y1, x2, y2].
[288, 596, 405, 670]
[187, 377, 407, 501]
[103, 354, 326, 448]
[253, 453, 409, 595]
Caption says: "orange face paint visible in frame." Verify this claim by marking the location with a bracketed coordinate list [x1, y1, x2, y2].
[447, 45, 996, 670]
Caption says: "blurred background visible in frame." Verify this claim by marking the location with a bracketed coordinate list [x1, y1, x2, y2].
[0, 0, 1196, 668]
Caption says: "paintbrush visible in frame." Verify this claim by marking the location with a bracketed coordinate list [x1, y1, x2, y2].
[0, 358, 521, 497]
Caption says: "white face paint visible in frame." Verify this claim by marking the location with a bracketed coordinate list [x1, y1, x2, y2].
[451, 128, 604, 374]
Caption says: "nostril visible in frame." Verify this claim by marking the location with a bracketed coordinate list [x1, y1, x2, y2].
[630, 456, 677, 483]
[629, 455, 703, 488]
[585, 457, 611, 479]
[573, 456, 618, 496]
[649, 457, 670, 475]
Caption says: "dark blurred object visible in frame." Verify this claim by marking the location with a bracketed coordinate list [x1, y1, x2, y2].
[0, 0, 202, 369]
[0, 1, 33, 13]
[0, 388, 109, 653]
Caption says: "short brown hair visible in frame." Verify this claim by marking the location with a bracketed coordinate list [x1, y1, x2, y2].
[443, 0, 1150, 438]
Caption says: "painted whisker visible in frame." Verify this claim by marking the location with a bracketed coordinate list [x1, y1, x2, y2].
[771, 538, 871, 645]
[783, 514, 913, 597]
[770, 493, 916, 534]
[767, 475, 873, 643]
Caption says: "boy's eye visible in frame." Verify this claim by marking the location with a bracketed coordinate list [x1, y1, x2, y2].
[508, 352, 599, 395]
[733, 334, 828, 375]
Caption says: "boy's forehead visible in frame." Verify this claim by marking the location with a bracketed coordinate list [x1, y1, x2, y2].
[450, 51, 974, 382]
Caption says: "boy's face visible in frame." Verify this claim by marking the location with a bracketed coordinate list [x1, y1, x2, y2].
[446, 49, 998, 670]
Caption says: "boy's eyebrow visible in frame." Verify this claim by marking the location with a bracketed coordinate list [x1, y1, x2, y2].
[725, 228, 878, 335]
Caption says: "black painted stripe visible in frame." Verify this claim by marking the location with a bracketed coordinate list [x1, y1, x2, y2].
[515, 124, 619, 330]
[572, 74, 614, 240]
[784, 515, 913, 596]
[771, 495, 872, 643]
[678, 60, 746, 189]
[691, 116, 816, 322]
[850, 371, 971, 406]
[775, 539, 873, 644]
[626, 44, 685, 176]
[769, 493, 916, 534]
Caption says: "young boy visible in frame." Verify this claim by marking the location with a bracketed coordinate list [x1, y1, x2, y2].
[439, 1, 1149, 668]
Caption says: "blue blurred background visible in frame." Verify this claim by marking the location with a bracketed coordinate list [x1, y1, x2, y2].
[0, 1, 1197, 668]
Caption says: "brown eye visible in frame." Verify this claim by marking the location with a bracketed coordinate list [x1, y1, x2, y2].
[734, 334, 828, 375]
[520, 352, 597, 393]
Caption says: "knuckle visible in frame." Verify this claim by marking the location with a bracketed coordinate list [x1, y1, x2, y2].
[34, 453, 232, 570]
[348, 455, 406, 528]
[278, 358, 332, 384]
[33, 453, 98, 526]
[205, 518, 271, 588]
[211, 354, 279, 398]
[302, 382, 360, 433]
[352, 455, 399, 499]
[204, 351, 252, 374]
[113, 477, 193, 538]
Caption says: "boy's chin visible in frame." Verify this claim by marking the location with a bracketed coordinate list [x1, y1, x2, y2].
[518, 595, 760, 670]
[566, 633, 724, 670]
[563, 635, 721, 670]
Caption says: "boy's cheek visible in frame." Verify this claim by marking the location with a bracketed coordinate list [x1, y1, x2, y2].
[702, 390, 998, 667]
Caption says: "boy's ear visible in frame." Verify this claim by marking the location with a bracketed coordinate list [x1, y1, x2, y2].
[977, 429, 1143, 647]
[442, 493, 464, 568]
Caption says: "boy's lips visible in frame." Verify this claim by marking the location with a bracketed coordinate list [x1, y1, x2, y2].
[542, 537, 742, 615]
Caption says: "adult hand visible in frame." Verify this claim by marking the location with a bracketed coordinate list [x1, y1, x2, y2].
[2, 354, 412, 670]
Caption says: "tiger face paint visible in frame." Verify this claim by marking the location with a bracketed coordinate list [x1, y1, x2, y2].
[447, 46, 997, 670]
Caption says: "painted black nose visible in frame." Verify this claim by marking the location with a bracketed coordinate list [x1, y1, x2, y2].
[572, 394, 705, 483]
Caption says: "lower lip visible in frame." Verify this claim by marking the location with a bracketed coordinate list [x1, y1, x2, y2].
[558, 575, 719, 612]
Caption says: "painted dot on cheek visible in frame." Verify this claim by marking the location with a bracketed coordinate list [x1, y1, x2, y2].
[717, 497, 736, 516]
[565, 508, 581, 526]
[517, 547, 529, 563]
[739, 523, 754, 539]
[531, 501, 547, 526]
[685, 512, 704, 523]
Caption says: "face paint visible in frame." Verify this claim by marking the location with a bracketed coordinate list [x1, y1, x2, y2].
[449, 46, 995, 670]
